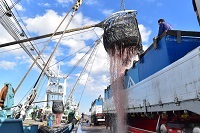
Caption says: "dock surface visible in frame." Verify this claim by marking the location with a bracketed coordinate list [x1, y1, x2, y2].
[73, 122, 111, 133]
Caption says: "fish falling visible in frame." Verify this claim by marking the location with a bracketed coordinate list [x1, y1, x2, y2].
[103, 10, 142, 133]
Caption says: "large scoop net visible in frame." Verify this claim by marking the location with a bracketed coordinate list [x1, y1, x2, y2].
[103, 10, 142, 65]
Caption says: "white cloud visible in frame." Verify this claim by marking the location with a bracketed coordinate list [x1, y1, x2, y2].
[88, 43, 109, 75]
[138, 24, 152, 43]
[0, 25, 15, 43]
[15, 4, 25, 11]
[24, 10, 63, 35]
[24, 10, 100, 36]
[57, 0, 73, 7]
[85, 0, 98, 5]
[102, 9, 114, 17]
[0, 25, 25, 56]
[38, 3, 51, 7]
[0, 60, 16, 70]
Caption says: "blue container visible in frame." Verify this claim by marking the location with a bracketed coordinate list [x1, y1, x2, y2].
[108, 85, 112, 98]
[138, 35, 200, 81]
[104, 88, 108, 100]
[0, 119, 24, 133]
[23, 124, 38, 133]
[124, 61, 140, 89]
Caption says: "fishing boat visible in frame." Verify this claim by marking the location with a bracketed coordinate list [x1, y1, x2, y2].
[0, 0, 92, 132]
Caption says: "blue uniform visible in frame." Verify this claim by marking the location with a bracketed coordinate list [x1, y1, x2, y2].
[158, 22, 172, 36]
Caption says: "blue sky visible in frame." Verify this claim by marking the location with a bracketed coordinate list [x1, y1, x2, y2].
[0, 0, 199, 114]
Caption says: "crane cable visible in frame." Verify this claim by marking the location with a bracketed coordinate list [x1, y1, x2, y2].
[1, 0, 55, 75]
[120, 0, 125, 11]
[1, 0, 21, 18]
[14, 8, 73, 93]
[0, 1, 49, 84]
[77, 35, 102, 108]
[33, 11, 77, 90]
[64, 43, 95, 78]
[8, 0, 45, 64]
[67, 35, 102, 101]
[21, 0, 85, 107]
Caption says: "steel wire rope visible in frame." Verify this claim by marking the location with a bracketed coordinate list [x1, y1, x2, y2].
[0, 2, 21, 37]
[0, 28, 94, 54]
[30, 6, 84, 110]
[63, 43, 95, 79]
[77, 39, 101, 108]
[48, 45, 91, 69]
[8, 0, 48, 68]
[0, 0, 21, 18]
[9, 0, 40, 51]
[0, 2, 50, 76]
[0, 3, 39, 64]
[0, 6, 20, 38]
[43, 27, 96, 69]
[33, 11, 77, 91]
[3, 0, 48, 72]
[67, 36, 102, 100]
[14, 8, 74, 94]
[35, 77, 47, 102]
[77, 30, 104, 106]
[1, 7, 47, 71]
[16, 85, 34, 106]
[14, 72, 45, 107]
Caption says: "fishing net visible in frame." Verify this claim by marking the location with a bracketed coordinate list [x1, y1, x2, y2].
[103, 10, 142, 65]
[52, 100, 64, 114]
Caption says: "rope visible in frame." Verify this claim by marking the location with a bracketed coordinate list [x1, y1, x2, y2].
[67, 36, 103, 100]
[35, 77, 47, 102]
[48, 45, 90, 68]
[78, 42, 100, 107]
[14, 8, 73, 93]
[0, 28, 94, 54]
[64, 44, 95, 78]
[33, 11, 76, 90]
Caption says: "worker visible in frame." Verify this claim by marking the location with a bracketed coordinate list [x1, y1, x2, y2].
[157, 19, 173, 36]
[47, 113, 53, 127]
[153, 19, 172, 45]
[81, 112, 84, 122]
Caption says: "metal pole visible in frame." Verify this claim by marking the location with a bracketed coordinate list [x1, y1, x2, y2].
[0, 24, 98, 48]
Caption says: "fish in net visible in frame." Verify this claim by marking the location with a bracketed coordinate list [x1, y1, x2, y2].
[103, 10, 143, 65]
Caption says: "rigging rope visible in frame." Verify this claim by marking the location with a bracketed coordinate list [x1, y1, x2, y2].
[14, 8, 73, 93]
[67, 35, 103, 100]
[48, 45, 90, 69]
[0, 1, 50, 87]
[9, 0, 44, 64]
[0, 28, 94, 54]
[64, 43, 95, 78]
[33, 11, 77, 89]
[77, 34, 101, 107]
